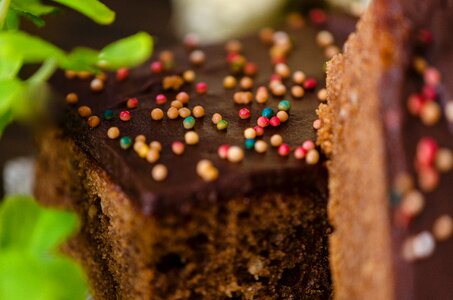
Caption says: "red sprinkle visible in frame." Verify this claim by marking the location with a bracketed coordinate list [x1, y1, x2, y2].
[269, 116, 281, 127]
[309, 9, 327, 25]
[127, 97, 139, 109]
[422, 85, 437, 100]
[155, 94, 167, 105]
[257, 116, 270, 128]
[270, 74, 282, 83]
[116, 68, 129, 81]
[418, 29, 433, 45]
[196, 82, 208, 94]
[218, 144, 230, 159]
[417, 137, 438, 167]
[150, 61, 163, 74]
[294, 146, 307, 160]
[244, 62, 258, 76]
[239, 108, 251, 120]
[226, 52, 240, 64]
[254, 126, 264, 137]
[119, 110, 131, 121]
[407, 93, 425, 115]
[303, 78, 318, 91]
[278, 143, 290, 157]
[271, 56, 287, 65]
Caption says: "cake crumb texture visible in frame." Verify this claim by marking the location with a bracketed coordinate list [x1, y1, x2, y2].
[35, 130, 332, 299]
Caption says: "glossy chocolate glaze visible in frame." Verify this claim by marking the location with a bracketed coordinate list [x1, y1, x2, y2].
[378, 1, 453, 299]
[50, 16, 354, 216]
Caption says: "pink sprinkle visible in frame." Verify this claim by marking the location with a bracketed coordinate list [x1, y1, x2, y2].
[303, 78, 318, 91]
[254, 126, 264, 137]
[294, 146, 307, 160]
[196, 82, 208, 94]
[244, 62, 258, 76]
[218, 144, 230, 159]
[116, 68, 129, 81]
[183, 33, 200, 49]
[150, 61, 163, 74]
[155, 94, 167, 105]
[257, 116, 270, 128]
[270, 74, 282, 83]
[302, 140, 315, 151]
[424, 67, 441, 87]
[422, 85, 437, 100]
[417, 137, 438, 167]
[239, 108, 251, 120]
[127, 97, 139, 109]
[269, 116, 281, 127]
[309, 9, 327, 25]
[278, 144, 290, 157]
[119, 110, 131, 121]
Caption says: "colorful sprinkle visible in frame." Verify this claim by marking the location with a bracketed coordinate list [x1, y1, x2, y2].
[179, 107, 191, 118]
[257, 116, 270, 128]
[278, 100, 291, 111]
[270, 134, 283, 147]
[150, 61, 163, 73]
[87, 116, 100, 128]
[218, 144, 230, 159]
[152, 164, 168, 182]
[190, 50, 206, 65]
[90, 78, 104, 92]
[294, 146, 307, 160]
[172, 141, 185, 155]
[167, 107, 179, 119]
[107, 127, 120, 139]
[183, 70, 196, 82]
[291, 86, 305, 98]
[151, 108, 164, 121]
[183, 116, 196, 129]
[119, 110, 131, 122]
[146, 149, 160, 163]
[155, 94, 167, 105]
[277, 111, 289, 123]
[262, 107, 274, 118]
[116, 68, 129, 81]
[303, 78, 317, 91]
[254, 140, 268, 153]
[240, 77, 254, 90]
[245, 139, 256, 150]
[254, 126, 264, 137]
[66, 93, 78, 105]
[192, 106, 205, 118]
[120, 136, 132, 149]
[196, 82, 208, 94]
[433, 215, 453, 241]
[227, 146, 244, 163]
[223, 76, 237, 89]
[278, 144, 290, 156]
[239, 108, 251, 120]
[127, 97, 139, 109]
[176, 92, 190, 104]
[185, 131, 199, 145]
[78, 106, 92, 118]
[217, 119, 229, 130]
[244, 128, 257, 139]
[212, 113, 223, 125]
[255, 86, 269, 104]
[306, 149, 320, 165]
[269, 116, 281, 127]
[196, 160, 219, 182]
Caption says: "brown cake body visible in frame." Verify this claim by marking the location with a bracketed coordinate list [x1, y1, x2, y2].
[35, 12, 355, 299]
[319, 0, 453, 299]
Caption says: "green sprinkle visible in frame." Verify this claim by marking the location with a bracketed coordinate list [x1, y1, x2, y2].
[120, 136, 132, 149]
[103, 109, 114, 120]
[262, 107, 274, 118]
[245, 138, 256, 150]
[217, 119, 229, 130]
[183, 116, 196, 129]
[278, 100, 291, 111]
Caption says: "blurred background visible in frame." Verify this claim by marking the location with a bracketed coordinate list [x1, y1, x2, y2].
[0, 0, 369, 198]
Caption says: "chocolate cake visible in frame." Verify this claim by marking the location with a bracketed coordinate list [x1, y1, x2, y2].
[318, 0, 453, 299]
[34, 10, 355, 300]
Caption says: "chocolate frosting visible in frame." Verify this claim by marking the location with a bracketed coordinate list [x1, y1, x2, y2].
[50, 15, 354, 216]
[377, 1, 453, 299]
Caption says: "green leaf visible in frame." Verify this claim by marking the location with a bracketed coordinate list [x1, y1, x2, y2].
[98, 32, 153, 70]
[51, 0, 115, 25]
[11, 0, 58, 16]
[5, 10, 20, 30]
[0, 31, 66, 64]
[0, 48, 22, 79]
[0, 196, 88, 300]
[12, 8, 46, 27]
[63, 47, 99, 72]
[0, 80, 22, 136]
[0, 195, 78, 254]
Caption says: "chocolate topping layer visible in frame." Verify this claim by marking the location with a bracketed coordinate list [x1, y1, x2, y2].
[50, 15, 353, 216]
